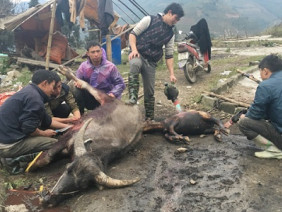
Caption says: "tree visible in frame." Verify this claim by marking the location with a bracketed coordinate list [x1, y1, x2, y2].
[0, 0, 15, 53]
[61, 19, 83, 49]
[0, 0, 15, 17]
[28, 0, 39, 8]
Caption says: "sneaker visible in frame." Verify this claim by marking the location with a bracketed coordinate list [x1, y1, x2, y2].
[254, 145, 282, 159]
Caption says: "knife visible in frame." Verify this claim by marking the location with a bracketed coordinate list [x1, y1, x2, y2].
[55, 126, 72, 134]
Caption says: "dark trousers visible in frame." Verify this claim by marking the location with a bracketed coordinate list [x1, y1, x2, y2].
[238, 117, 282, 149]
[52, 103, 71, 118]
[71, 86, 100, 114]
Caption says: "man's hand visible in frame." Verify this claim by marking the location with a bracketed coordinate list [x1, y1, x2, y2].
[108, 93, 115, 98]
[128, 50, 140, 60]
[43, 129, 57, 137]
[31, 128, 57, 137]
[74, 80, 87, 89]
[170, 74, 177, 83]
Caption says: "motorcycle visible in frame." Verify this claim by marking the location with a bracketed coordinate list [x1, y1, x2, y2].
[177, 31, 211, 83]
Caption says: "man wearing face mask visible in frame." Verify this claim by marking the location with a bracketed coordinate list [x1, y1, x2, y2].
[127, 2, 184, 120]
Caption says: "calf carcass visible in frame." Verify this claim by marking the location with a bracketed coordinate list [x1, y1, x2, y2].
[41, 66, 143, 207]
[143, 110, 228, 143]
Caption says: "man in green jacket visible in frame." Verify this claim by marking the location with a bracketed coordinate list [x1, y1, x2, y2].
[45, 81, 81, 124]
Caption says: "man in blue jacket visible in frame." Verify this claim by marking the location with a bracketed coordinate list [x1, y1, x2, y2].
[0, 69, 72, 174]
[238, 54, 282, 159]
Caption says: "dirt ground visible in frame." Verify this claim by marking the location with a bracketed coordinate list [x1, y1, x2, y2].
[1, 37, 282, 212]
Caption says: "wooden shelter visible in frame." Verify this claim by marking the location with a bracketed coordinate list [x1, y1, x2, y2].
[2, 0, 121, 69]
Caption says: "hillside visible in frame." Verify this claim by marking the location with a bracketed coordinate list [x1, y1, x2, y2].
[14, 0, 282, 38]
[116, 0, 282, 37]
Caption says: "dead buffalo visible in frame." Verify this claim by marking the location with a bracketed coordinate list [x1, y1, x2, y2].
[143, 110, 228, 143]
[40, 66, 143, 207]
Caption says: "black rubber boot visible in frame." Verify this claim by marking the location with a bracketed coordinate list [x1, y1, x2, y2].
[126, 73, 139, 105]
[144, 97, 155, 120]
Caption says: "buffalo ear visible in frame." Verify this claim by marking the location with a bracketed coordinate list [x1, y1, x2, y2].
[84, 139, 93, 151]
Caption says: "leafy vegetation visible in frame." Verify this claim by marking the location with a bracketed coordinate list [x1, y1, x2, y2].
[0, 55, 9, 75]
[28, 0, 38, 8]
[15, 68, 32, 86]
[264, 22, 282, 37]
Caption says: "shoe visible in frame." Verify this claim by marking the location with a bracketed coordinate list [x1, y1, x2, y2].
[0, 157, 24, 175]
[254, 145, 282, 159]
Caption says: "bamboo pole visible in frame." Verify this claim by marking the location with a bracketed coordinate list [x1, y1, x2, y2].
[45, 0, 57, 70]
[236, 69, 261, 84]
[204, 91, 250, 108]
[106, 34, 112, 62]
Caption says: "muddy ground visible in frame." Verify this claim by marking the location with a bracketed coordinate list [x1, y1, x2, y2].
[1, 37, 282, 212]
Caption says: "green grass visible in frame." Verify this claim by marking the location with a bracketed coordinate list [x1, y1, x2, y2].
[207, 55, 264, 90]
[15, 68, 32, 86]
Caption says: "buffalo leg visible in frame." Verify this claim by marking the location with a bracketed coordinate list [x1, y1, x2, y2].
[25, 139, 69, 172]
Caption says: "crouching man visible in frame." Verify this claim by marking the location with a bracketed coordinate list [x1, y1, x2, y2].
[0, 69, 72, 174]
[238, 54, 282, 159]
[45, 80, 81, 124]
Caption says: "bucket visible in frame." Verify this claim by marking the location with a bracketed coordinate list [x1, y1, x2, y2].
[102, 36, 121, 65]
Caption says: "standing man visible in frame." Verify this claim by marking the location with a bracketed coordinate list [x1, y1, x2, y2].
[0, 69, 72, 174]
[72, 41, 126, 114]
[238, 54, 282, 159]
[127, 2, 184, 120]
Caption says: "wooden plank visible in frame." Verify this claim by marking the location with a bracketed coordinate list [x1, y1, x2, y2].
[17, 57, 59, 69]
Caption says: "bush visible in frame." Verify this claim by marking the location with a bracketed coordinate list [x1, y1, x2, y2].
[0, 56, 9, 75]
[0, 30, 15, 53]
[265, 22, 282, 37]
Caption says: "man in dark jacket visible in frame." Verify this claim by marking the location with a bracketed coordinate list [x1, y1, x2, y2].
[0, 69, 72, 174]
[238, 54, 282, 159]
[127, 2, 184, 120]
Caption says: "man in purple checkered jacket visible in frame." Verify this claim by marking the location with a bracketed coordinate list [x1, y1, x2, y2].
[71, 41, 126, 114]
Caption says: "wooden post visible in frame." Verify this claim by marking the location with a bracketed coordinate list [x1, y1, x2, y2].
[106, 34, 112, 62]
[45, 0, 57, 70]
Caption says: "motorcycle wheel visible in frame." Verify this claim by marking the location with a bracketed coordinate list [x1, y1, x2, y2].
[184, 58, 197, 83]
[204, 64, 211, 73]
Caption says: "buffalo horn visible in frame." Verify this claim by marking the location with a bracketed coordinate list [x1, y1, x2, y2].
[74, 118, 93, 157]
[94, 171, 140, 188]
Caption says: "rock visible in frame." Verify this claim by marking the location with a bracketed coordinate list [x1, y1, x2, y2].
[177, 147, 188, 153]
[190, 179, 197, 185]
[5, 204, 28, 212]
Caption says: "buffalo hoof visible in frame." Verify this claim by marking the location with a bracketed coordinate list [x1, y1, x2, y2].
[214, 133, 222, 142]
[164, 133, 190, 144]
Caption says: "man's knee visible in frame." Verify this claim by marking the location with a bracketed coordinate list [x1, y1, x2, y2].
[130, 58, 142, 73]
[238, 117, 250, 129]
